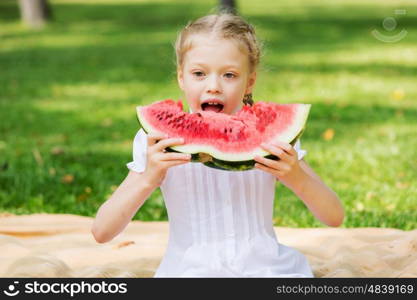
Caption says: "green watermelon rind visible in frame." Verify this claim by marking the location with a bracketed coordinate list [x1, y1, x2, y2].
[166, 128, 304, 171]
[136, 102, 310, 171]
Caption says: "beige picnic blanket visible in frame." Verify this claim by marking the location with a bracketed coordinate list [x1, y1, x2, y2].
[0, 213, 416, 277]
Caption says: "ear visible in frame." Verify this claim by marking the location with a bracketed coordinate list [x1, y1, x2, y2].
[245, 71, 257, 94]
[177, 68, 184, 91]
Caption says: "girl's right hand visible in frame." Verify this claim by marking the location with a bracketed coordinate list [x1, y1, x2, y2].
[143, 133, 191, 187]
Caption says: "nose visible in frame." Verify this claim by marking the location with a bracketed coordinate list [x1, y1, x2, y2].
[206, 74, 221, 94]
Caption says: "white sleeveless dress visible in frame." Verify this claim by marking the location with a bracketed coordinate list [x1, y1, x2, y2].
[126, 128, 314, 277]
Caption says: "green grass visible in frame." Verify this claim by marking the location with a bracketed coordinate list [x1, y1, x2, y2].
[1, 0, 416, 229]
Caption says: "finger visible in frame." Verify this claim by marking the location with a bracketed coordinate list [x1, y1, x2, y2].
[254, 154, 286, 170]
[260, 143, 291, 162]
[152, 137, 185, 152]
[254, 162, 284, 177]
[160, 152, 191, 161]
[147, 132, 168, 146]
[254, 162, 278, 174]
[268, 141, 295, 155]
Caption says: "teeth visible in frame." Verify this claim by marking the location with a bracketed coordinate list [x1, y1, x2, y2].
[207, 102, 221, 105]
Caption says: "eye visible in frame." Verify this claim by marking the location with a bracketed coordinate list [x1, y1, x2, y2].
[193, 71, 205, 77]
[224, 72, 236, 78]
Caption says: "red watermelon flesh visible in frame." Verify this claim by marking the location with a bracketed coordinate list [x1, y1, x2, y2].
[136, 99, 311, 162]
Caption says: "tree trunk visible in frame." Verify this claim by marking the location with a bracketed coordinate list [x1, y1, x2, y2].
[18, 0, 52, 28]
[219, 0, 237, 15]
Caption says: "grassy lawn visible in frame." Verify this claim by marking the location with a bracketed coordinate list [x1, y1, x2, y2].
[1, 0, 416, 229]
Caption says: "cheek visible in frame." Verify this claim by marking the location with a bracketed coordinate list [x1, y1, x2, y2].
[228, 80, 246, 97]
[182, 81, 201, 104]
[182, 79, 199, 94]
[235, 77, 247, 88]
[186, 86, 201, 98]
[185, 76, 202, 88]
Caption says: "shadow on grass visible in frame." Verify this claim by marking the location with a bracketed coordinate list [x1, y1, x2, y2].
[0, 0, 19, 21]
[1, 42, 178, 90]
[0, 1, 216, 98]
[1, 1, 416, 99]
[267, 63, 417, 77]
[0, 1, 212, 28]
[248, 5, 417, 48]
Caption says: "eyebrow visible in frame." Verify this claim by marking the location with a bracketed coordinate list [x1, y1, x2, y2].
[191, 62, 240, 69]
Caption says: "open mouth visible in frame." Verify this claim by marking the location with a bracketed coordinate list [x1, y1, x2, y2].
[201, 102, 224, 113]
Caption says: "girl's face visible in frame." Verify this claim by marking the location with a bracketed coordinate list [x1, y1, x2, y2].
[177, 35, 256, 115]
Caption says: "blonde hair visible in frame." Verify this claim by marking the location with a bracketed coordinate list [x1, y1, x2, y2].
[174, 12, 264, 75]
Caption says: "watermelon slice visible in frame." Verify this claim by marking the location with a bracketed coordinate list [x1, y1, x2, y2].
[136, 99, 311, 171]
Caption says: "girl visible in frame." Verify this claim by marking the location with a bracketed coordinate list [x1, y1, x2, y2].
[91, 13, 344, 277]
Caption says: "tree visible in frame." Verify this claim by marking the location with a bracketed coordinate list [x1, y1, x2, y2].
[220, 0, 237, 15]
[18, 0, 52, 28]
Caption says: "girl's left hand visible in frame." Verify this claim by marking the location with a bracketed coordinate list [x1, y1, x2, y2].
[254, 141, 302, 181]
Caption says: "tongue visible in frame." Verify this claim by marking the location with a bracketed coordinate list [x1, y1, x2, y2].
[204, 104, 223, 113]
